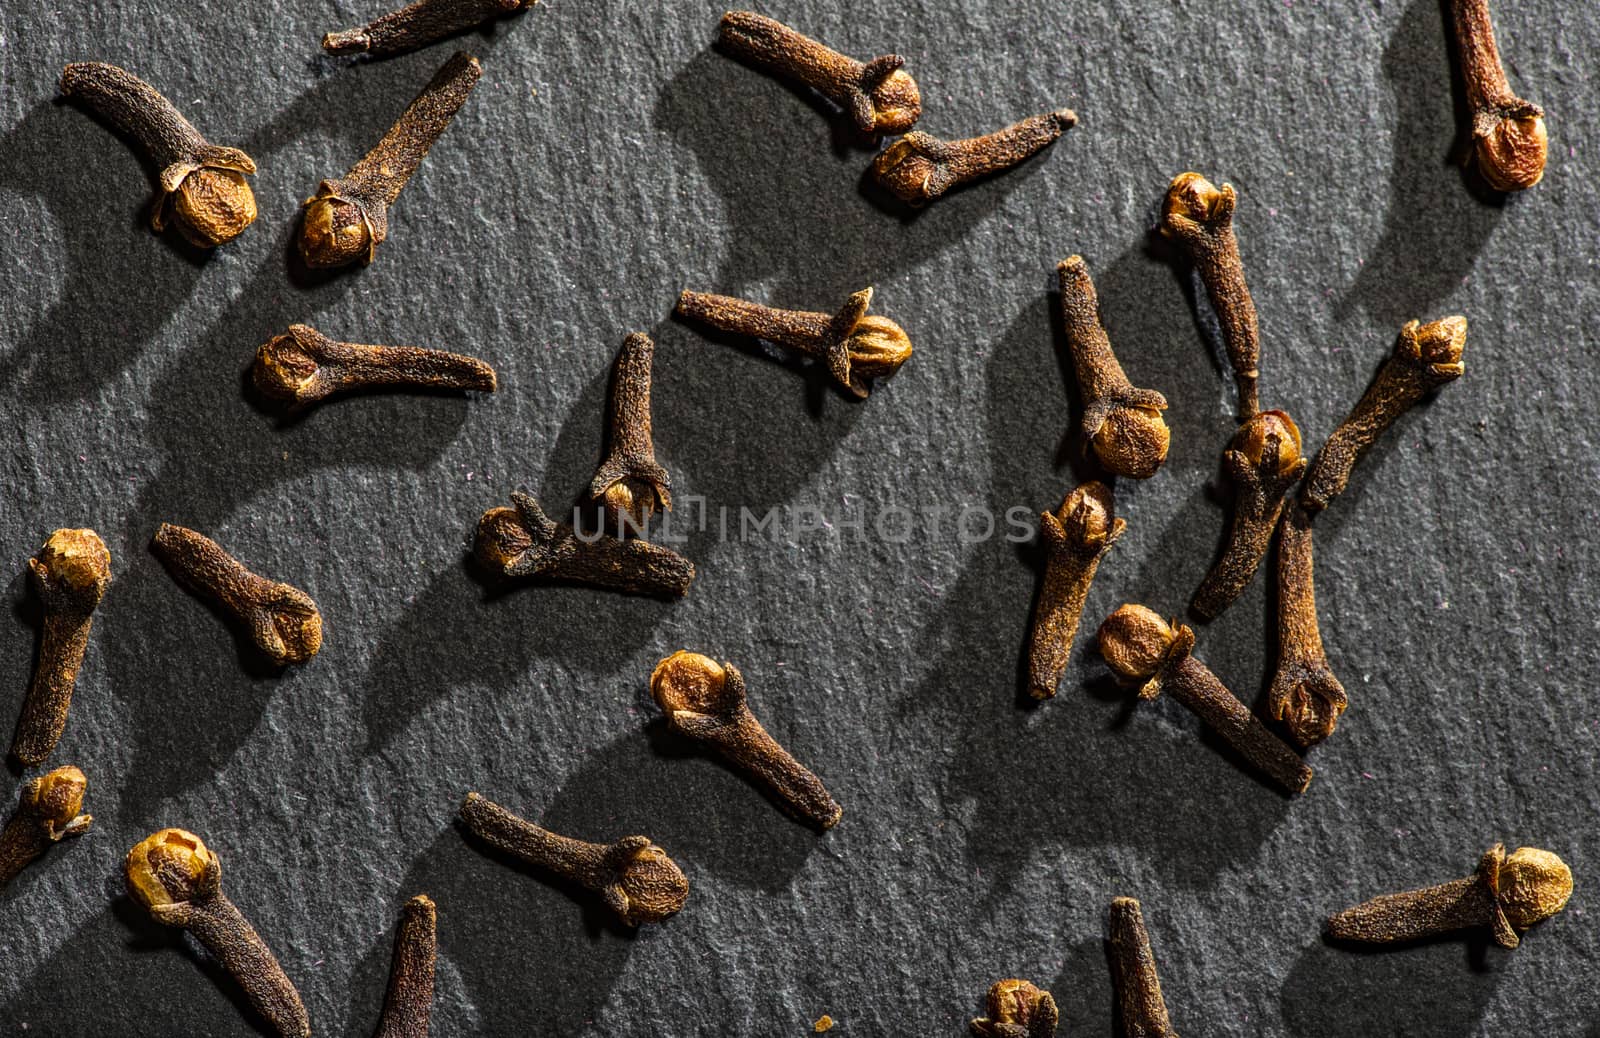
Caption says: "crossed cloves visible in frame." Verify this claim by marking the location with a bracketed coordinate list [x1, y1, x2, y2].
[474, 491, 695, 597]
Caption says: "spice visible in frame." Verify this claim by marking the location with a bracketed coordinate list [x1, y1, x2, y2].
[675, 287, 911, 399]
[1446, 0, 1546, 190]
[717, 11, 921, 136]
[1327, 843, 1571, 949]
[1057, 256, 1170, 478]
[11, 529, 111, 766]
[970, 978, 1058, 1038]
[589, 333, 672, 531]
[1098, 604, 1312, 795]
[1191, 410, 1306, 621]
[375, 894, 436, 1038]
[152, 524, 323, 667]
[1267, 504, 1346, 747]
[1301, 317, 1467, 515]
[324, 0, 536, 57]
[1027, 481, 1126, 701]
[0, 766, 91, 890]
[299, 51, 481, 268]
[1108, 897, 1175, 1038]
[1158, 172, 1260, 422]
[125, 828, 311, 1037]
[650, 651, 842, 830]
[59, 63, 257, 247]
[253, 323, 497, 411]
[871, 109, 1077, 208]
[813, 1015, 835, 1033]
[459, 793, 688, 926]
[474, 491, 695, 597]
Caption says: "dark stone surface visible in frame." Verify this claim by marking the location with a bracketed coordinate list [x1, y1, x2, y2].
[2, 1, 1595, 1034]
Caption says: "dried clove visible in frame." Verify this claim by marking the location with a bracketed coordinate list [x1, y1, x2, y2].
[1301, 317, 1467, 515]
[1027, 481, 1126, 701]
[1098, 604, 1312, 795]
[375, 894, 437, 1038]
[1267, 503, 1346, 747]
[152, 524, 323, 666]
[1447, 0, 1547, 191]
[0, 766, 91, 890]
[970, 978, 1058, 1038]
[252, 323, 497, 411]
[324, 0, 536, 57]
[651, 651, 842, 830]
[1108, 897, 1176, 1038]
[474, 491, 695, 597]
[675, 287, 911, 399]
[872, 109, 1077, 208]
[299, 51, 481, 268]
[1057, 256, 1170, 478]
[11, 529, 111, 766]
[589, 333, 672, 530]
[1327, 843, 1571, 949]
[1191, 410, 1306, 621]
[717, 11, 921, 136]
[459, 792, 688, 926]
[1159, 172, 1260, 422]
[125, 828, 310, 1037]
[60, 63, 257, 248]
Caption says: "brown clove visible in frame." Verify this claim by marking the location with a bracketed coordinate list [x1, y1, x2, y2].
[872, 110, 1077, 207]
[1027, 481, 1125, 701]
[1267, 503, 1347, 747]
[1108, 897, 1176, 1038]
[1446, 0, 1547, 191]
[60, 62, 257, 247]
[651, 651, 842, 830]
[299, 51, 481, 268]
[675, 287, 911, 399]
[375, 894, 437, 1038]
[252, 323, 497, 411]
[459, 792, 688, 926]
[152, 524, 323, 666]
[970, 978, 1058, 1038]
[1191, 410, 1306, 621]
[589, 333, 672, 530]
[1301, 317, 1466, 515]
[11, 529, 111, 766]
[1098, 604, 1312, 795]
[0, 766, 91, 890]
[474, 491, 695, 597]
[324, 0, 536, 57]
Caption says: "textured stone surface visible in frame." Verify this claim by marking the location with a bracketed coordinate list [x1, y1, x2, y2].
[2, 1, 1596, 1034]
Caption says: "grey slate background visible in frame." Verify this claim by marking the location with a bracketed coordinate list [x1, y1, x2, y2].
[1, 0, 1597, 1033]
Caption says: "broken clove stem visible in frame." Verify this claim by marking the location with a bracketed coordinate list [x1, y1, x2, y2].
[1447, 0, 1547, 191]
[1098, 604, 1312, 795]
[872, 109, 1076, 208]
[252, 323, 497, 411]
[11, 529, 111, 766]
[717, 11, 921, 136]
[60, 62, 257, 247]
[324, 0, 535, 57]
[1109, 897, 1176, 1038]
[0, 766, 91, 890]
[1301, 316, 1466, 514]
[675, 287, 911, 399]
[152, 524, 323, 666]
[474, 491, 695, 597]
[1191, 410, 1306, 621]
[1327, 843, 1571, 949]
[1027, 481, 1125, 701]
[589, 333, 672, 530]
[970, 978, 1058, 1038]
[459, 793, 688, 926]
[1058, 256, 1170, 478]
[375, 894, 437, 1038]
[299, 51, 481, 268]
[125, 829, 310, 1037]
[1159, 172, 1260, 421]
[651, 651, 842, 830]
[1268, 503, 1347, 747]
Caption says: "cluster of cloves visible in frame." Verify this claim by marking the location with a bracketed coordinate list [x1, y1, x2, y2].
[718, 12, 1076, 208]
